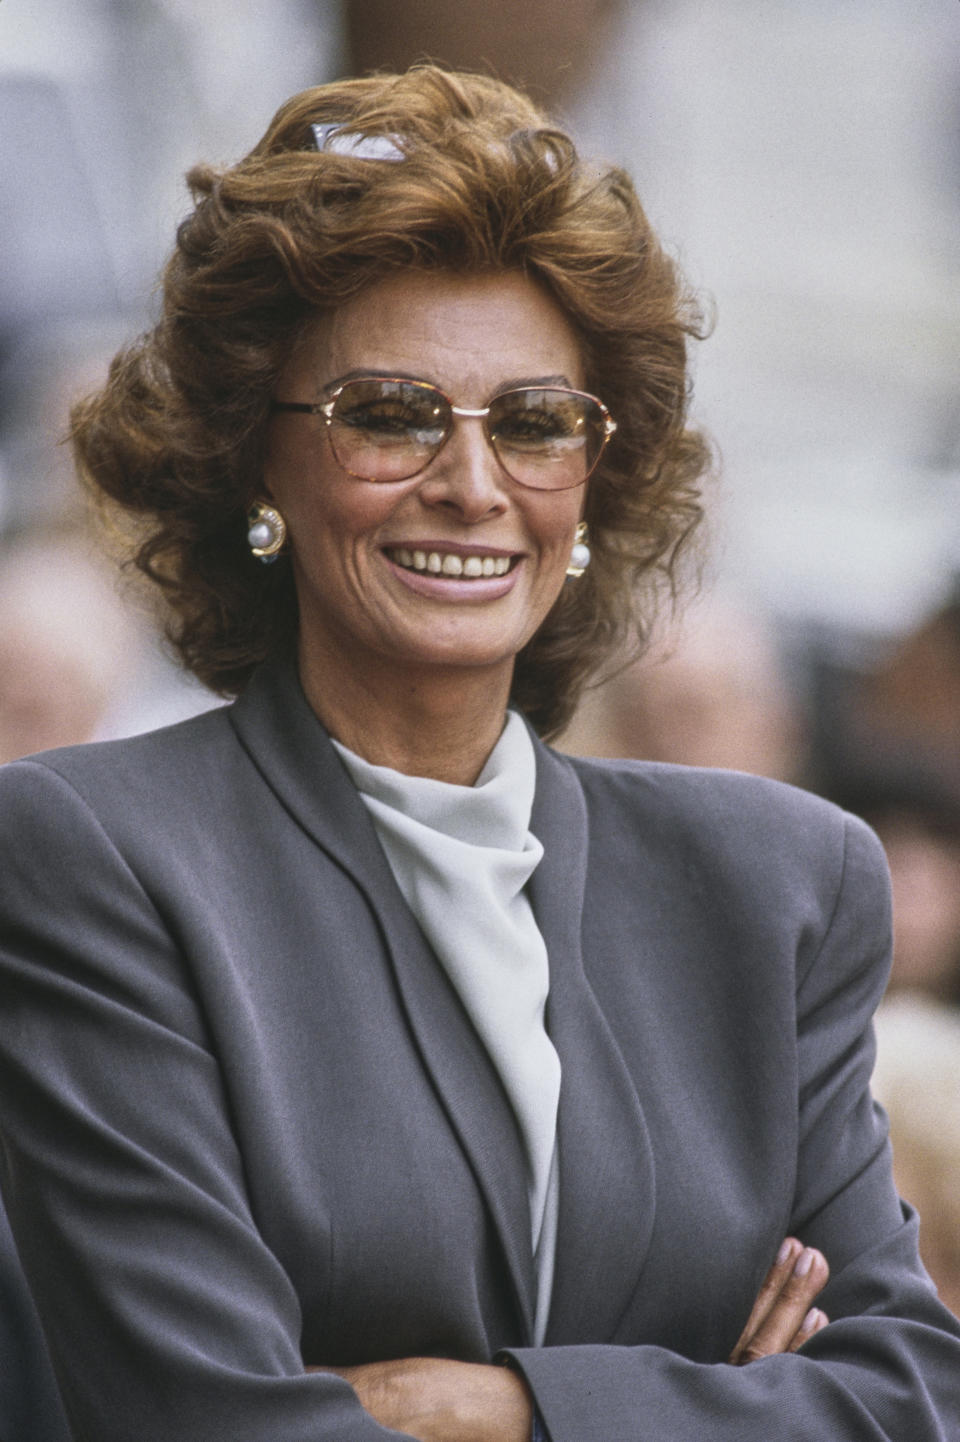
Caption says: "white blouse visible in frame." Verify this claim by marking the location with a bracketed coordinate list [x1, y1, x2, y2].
[331, 712, 560, 1344]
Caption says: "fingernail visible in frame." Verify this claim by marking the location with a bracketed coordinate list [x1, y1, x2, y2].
[794, 1248, 813, 1278]
[801, 1308, 819, 1332]
[777, 1239, 794, 1266]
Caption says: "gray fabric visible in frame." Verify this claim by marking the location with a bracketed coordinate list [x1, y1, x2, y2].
[0, 657, 958, 1441]
[0, 1198, 70, 1442]
[331, 713, 560, 1344]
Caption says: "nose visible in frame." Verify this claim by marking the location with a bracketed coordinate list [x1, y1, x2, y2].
[415, 413, 510, 522]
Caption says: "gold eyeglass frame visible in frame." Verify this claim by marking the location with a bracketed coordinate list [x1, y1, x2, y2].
[271, 378, 617, 490]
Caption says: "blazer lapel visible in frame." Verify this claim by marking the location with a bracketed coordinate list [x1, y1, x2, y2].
[527, 737, 657, 1345]
[228, 661, 537, 1340]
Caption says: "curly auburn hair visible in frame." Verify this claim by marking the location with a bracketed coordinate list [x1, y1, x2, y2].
[71, 65, 709, 739]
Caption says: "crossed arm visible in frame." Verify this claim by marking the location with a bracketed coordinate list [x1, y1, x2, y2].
[5, 767, 958, 1439]
[306, 1237, 830, 1441]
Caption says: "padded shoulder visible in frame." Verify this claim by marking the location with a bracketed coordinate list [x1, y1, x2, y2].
[566, 752, 879, 877]
[556, 753, 891, 983]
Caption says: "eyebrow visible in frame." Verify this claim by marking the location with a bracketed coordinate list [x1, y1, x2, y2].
[322, 368, 576, 396]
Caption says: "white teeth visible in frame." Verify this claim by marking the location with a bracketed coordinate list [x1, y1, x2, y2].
[388, 547, 513, 578]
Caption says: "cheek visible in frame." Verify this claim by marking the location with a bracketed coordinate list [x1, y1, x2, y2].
[531, 500, 582, 570]
[264, 437, 379, 542]
[288, 486, 414, 574]
[263, 424, 342, 516]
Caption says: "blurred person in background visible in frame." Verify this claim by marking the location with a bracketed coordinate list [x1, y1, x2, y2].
[558, 593, 804, 782]
[0, 531, 138, 764]
[850, 592, 960, 794]
[880, 808, 960, 1006]
[822, 770, 960, 1009]
[873, 994, 960, 1317]
[808, 588, 960, 1008]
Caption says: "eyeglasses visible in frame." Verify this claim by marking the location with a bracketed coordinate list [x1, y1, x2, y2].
[270, 377, 617, 491]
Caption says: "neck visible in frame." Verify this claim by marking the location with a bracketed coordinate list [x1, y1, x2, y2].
[297, 640, 515, 786]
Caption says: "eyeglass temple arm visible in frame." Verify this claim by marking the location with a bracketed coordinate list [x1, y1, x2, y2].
[270, 401, 333, 416]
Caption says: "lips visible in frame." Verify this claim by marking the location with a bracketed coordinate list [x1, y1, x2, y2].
[385, 547, 516, 578]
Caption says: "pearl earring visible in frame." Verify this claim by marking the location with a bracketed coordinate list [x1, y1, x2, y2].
[247, 502, 287, 564]
[566, 522, 591, 578]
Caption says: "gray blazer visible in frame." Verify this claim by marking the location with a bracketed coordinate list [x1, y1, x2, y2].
[0, 1198, 70, 1442]
[1, 658, 958, 1441]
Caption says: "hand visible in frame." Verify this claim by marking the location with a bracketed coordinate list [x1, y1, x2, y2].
[728, 1236, 830, 1364]
[305, 1236, 829, 1437]
[305, 1355, 532, 1442]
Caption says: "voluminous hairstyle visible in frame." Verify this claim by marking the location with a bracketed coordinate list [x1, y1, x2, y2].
[72, 65, 709, 738]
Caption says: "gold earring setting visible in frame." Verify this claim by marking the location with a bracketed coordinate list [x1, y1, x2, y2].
[247, 502, 287, 564]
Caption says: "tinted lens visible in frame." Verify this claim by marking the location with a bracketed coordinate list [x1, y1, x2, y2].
[487, 389, 607, 489]
[327, 379, 450, 481]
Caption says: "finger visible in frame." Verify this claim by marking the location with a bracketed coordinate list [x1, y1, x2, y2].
[728, 1238, 803, 1363]
[732, 1247, 830, 1365]
[787, 1307, 829, 1353]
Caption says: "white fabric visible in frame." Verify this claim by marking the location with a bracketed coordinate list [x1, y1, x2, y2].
[331, 713, 560, 1343]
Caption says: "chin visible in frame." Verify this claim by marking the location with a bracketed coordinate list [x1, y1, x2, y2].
[410, 642, 520, 672]
[393, 625, 524, 671]
[389, 614, 528, 666]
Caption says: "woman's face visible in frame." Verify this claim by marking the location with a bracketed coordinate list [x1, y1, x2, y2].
[264, 270, 587, 693]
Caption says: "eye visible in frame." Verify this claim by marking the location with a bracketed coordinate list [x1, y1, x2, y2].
[341, 399, 424, 433]
[492, 394, 586, 450]
[332, 384, 447, 446]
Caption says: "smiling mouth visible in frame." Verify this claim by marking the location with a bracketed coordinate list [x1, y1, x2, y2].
[385, 547, 517, 578]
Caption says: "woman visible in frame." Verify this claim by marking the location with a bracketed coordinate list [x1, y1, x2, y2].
[0, 67, 958, 1442]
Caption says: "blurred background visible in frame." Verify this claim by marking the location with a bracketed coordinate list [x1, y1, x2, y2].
[1, 0, 959, 1306]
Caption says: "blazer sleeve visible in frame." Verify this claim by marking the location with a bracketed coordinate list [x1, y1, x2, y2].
[0, 1192, 70, 1442]
[503, 810, 960, 1440]
[0, 761, 415, 1442]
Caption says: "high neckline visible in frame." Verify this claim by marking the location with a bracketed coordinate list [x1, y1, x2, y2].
[330, 709, 536, 852]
